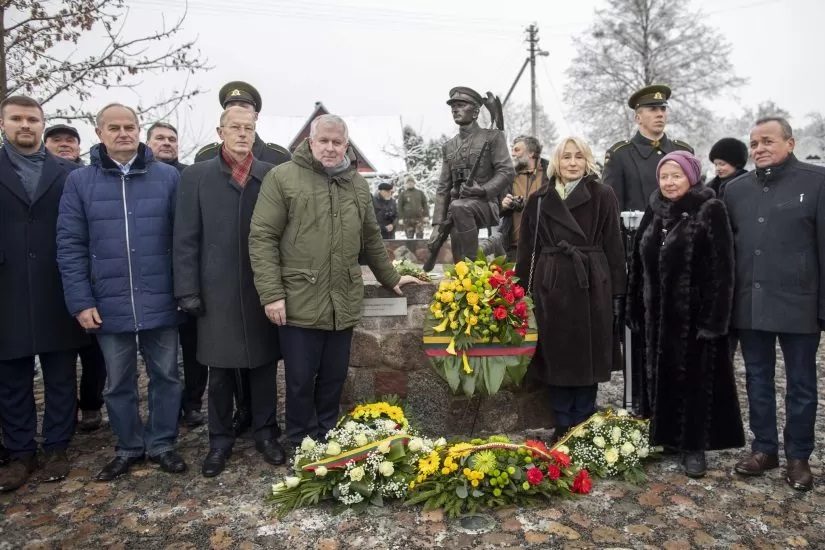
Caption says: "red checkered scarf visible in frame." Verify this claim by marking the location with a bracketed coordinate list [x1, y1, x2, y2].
[221, 146, 253, 187]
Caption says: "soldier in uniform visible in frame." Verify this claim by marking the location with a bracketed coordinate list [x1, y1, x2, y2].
[194, 82, 291, 436]
[602, 85, 693, 212]
[432, 86, 514, 261]
[194, 81, 291, 166]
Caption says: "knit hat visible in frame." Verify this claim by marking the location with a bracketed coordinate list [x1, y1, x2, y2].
[709, 137, 748, 169]
[657, 150, 702, 186]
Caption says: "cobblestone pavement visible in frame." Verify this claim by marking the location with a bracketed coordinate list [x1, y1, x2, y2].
[1, 346, 823, 549]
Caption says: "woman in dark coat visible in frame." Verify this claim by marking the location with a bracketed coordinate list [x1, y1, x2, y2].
[707, 137, 749, 199]
[626, 150, 745, 478]
[516, 137, 626, 442]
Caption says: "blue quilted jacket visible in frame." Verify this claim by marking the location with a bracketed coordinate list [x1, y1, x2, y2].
[57, 143, 182, 334]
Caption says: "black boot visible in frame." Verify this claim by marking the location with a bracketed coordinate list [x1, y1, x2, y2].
[682, 451, 707, 478]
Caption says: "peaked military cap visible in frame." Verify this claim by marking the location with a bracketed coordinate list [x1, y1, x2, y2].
[447, 86, 483, 107]
[219, 81, 262, 112]
[44, 123, 80, 142]
[628, 84, 671, 109]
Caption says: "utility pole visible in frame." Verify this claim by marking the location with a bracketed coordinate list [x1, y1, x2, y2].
[504, 24, 548, 137]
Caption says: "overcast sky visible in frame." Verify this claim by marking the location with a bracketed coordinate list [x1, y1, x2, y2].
[50, 0, 825, 156]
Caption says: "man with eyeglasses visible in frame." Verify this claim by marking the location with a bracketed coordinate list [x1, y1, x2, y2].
[193, 81, 291, 437]
[174, 106, 285, 477]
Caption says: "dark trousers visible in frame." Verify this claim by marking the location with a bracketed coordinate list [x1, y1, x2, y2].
[549, 384, 598, 428]
[738, 330, 820, 460]
[207, 365, 279, 451]
[233, 369, 252, 415]
[77, 337, 106, 411]
[0, 350, 78, 457]
[179, 316, 208, 413]
[279, 325, 353, 446]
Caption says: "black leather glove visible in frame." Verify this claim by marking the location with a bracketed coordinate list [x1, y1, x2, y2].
[178, 294, 204, 317]
[459, 184, 487, 200]
[697, 328, 722, 340]
[612, 295, 626, 341]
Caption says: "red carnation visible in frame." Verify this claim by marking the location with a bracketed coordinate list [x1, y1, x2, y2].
[550, 450, 571, 468]
[526, 467, 544, 486]
[513, 285, 525, 299]
[572, 470, 592, 494]
[525, 439, 549, 456]
[547, 464, 561, 480]
[493, 306, 508, 320]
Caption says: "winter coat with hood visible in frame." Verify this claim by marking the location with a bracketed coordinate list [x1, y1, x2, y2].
[57, 143, 181, 334]
[627, 185, 745, 451]
[248, 139, 401, 331]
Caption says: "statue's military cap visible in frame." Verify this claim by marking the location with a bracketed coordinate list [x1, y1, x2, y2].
[628, 84, 671, 109]
[446, 86, 483, 107]
[219, 81, 263, 112]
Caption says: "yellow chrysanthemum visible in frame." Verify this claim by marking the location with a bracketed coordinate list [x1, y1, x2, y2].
[469, 316, 478, 326]
[417, 451, 441, 476]
[449, 443, 475, 458]
[466, 292, 479, 306]
[450, 321, 459, 330]
[462, 278, 473, 291]
[455, 261, 469, 278]
[438, 281, 450, 292]
[440, 291, 454, 304]
[472, 305, 480, 313]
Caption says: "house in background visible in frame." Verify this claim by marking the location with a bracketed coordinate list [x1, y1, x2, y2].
[257, 101, 406, 177]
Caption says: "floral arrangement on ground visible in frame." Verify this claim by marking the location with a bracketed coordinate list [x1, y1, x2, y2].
[553, 408, 656, 483]
[423, 254, 536, 397]
[392, 259, 431, 282]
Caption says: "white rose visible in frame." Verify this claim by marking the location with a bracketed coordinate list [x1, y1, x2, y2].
[354, 433, 369, 447]
[630, 430, 642, 444]
[556, 445, 570, 455]
[638, 446, 649, 458]
[285, 476, 301, 489]
[378, 461, 395, 477]
[593, 436, 606, 448]
[314, 466, 328, 478]
[610, 426, 622, 444]
[616, 408, 629, 417]
[620, 442, 636, 456]
[326, 441, 342, 456]
[271, 482, 286, 493]
[604, 447, 619, 464]
[574, 426, 588, 437]
[301, 437, 316, 452]
[344, 421, 358, 431]
[434, 437, 447, 448]
[408, 438, 423, 452]
[377, 440, 392, 454]
[592, 415, 605, 426]
[349, 466, 365, 481]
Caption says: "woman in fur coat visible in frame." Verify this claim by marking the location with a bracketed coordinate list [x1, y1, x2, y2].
[626, 150, 744, 478]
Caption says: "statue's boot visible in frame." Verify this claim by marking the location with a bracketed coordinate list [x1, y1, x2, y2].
[450, 227, 479, 263]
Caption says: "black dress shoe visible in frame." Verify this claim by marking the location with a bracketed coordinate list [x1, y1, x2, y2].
[682, 451, 707, 478]
[0, 444, 10, 466]
[256, 439, 286, 465]
[202, 448, 231, 478]
[232, 408, 252, 437]
[96, 455, 145, 482]
[181, 409, 205, 428]
[149, 450, 187, 474]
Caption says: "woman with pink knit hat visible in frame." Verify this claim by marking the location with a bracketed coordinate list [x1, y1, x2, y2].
[626, 150, 744, 478]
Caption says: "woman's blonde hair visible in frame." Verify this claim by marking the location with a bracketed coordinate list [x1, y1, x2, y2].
[550, 136, 600, 180]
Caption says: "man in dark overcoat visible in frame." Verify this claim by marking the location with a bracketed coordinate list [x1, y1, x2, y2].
[725, 117, 825, 491]
[0, 95, 87, 492]
[174, 106, 284, 477]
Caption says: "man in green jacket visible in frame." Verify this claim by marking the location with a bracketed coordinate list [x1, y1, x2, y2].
[397, 175, 429, 239]
[249, 114, 420, 447]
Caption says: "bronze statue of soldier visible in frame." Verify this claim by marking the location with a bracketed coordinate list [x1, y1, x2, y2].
[429, 86, 514, 265]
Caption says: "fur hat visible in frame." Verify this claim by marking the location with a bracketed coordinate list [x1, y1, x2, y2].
[709, 137, 748, 169]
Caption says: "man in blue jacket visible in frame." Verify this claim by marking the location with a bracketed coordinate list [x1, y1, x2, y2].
[57, 103, 186, 481]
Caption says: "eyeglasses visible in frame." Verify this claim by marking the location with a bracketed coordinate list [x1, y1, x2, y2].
[221, 124, 255, 134]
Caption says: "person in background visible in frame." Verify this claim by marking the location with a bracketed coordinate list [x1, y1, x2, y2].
[627, 150, 744, 479]
[515, 137, 625, 444]
[397, 175, 429, 239]
[707, 137, 749, 200]
[44, 124, 83, 164]
[373, 181, 398, 239]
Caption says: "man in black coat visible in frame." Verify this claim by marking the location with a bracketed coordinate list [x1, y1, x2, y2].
[724, 117, 825, 492]
[373, 182, 398, 239]
[0, 96, 88, 492]
[174, 106, 284, 477]
[602, 85, 693, 212]
[147, 121, 207, 430]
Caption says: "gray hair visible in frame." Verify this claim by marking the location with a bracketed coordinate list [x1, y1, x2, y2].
[96, 103, 139, 128]
[310, 114, 348, 140]
[754, 116, 793, 139]
[513, 135, 542, 159]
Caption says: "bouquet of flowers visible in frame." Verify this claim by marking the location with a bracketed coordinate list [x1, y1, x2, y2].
[423, 254, 536, 397]
[555, 408, 656, 483]
[267, 399, 444, 517]
[392, 259, 431, 282]
[404, 436, 590, 518]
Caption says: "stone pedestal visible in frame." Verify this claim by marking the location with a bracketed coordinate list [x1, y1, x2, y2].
[341, 270, 554, 436]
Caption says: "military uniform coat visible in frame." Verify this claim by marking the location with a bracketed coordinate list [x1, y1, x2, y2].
[627, 186, 744, 451]
[514, 174, 626, 387]
[723, 155, 825, 333]
[602, 131, 693, 212]
[173, 155, 279, 369]
[194, 134, 291, 166]
[0, 149, 88, 360]
[432, 121, 514, 227]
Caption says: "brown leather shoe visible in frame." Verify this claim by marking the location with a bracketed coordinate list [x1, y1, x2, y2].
[734, 451, 779, 476]
[786, 458, 814, 491]
[0, 455, 37, 492]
